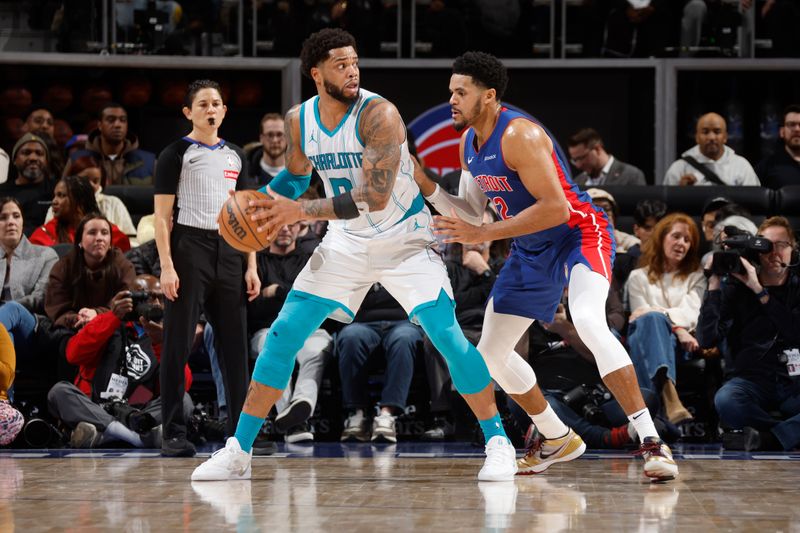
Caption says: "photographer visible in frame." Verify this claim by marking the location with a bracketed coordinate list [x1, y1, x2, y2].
[698, 216, 800, 451]
[47, 275, 193, 448]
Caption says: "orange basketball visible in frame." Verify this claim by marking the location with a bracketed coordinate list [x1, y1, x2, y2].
[217, 190, 271, 253]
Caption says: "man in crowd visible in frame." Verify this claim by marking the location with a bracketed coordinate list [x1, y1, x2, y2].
[567, 128, 646, 188]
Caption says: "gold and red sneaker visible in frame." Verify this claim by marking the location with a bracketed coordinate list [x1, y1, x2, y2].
[634, 436, 679, 482]
[517, 427, 586, 475]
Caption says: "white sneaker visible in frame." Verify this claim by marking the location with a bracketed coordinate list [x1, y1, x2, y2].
[191, 437, 253, 481]
[478, 436, 517, 481]
[371, 413, 397, 443]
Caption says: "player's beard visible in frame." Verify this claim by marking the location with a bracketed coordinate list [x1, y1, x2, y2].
[453, 100, 482, 132]
[324, 80, 359, 104]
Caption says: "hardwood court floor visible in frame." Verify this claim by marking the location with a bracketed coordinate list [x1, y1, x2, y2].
[1, 444, 798, 532]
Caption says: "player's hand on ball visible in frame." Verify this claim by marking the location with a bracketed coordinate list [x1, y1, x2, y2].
[249, 187, 303, 235]
[434, 209, 487, 244]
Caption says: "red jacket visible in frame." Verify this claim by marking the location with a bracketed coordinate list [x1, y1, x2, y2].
[66, 311, 192, 397]
[30, 218, 131, 252]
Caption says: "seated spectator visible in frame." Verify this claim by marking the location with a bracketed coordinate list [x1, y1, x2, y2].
[22, 108, 55, 140]
[567, 128, 646, 187]
[625, 213, 706, 424]
[698, 216, 800, 451]
[423, 209, 503, 440]
[0, 197, 58, 313]
[45, 213, 136, 329]
[700, 196, 732, 252]
[585, 188, 640, 253]
[48, 274, 192, 448]
[246, 221, 330, 444]
[45, 157, 136, 238]
[338, 284, 423, 444]
[613, 198, 668, 285]
[246, 113, 286, 189]
[63, 103, 155, 186]
[0, 324, 23, 446]
[663, 113, 759, 186]
[30, 175, 130, 252]
[0, 133, 56, 235]
[757, 105, 800, 188]
[126, 239, 161, 277]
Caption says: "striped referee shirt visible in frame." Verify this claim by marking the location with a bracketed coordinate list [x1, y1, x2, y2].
[154, 137, 250, 230]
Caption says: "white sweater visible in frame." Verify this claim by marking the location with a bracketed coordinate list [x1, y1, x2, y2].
[625, 267, 707, 330]
[663, 145, 759, 186]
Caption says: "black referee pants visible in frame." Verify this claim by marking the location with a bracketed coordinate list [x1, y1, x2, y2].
[161, 224, 249, 439]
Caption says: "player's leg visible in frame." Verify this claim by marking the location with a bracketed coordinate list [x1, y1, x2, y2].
[478, 298, 586, 474]
[412, 289, 516, 481]
[192, 292, 335, 481]
[568, 263, 677, 481]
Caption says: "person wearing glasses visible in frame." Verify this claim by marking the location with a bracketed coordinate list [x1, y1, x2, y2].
[566, 128, 646, 189]
[697, 216, 800, 452]
[757, 105, 800, 189]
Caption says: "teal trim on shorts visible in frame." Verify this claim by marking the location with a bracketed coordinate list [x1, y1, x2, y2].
[408, 288, 455, 323]
[290, 289, 355, 320]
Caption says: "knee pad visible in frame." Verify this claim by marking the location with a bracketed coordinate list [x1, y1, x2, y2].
[252, 292, 333, 390]
[414, 290, 490, 395]
[477, 346, 537, 395]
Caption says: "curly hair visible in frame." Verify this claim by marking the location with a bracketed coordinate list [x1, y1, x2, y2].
[639, 212, 701, 284]
[452, 51, 508, 101]
[300, 28, 357, 79]
[54, 175, 101, 243]
[184, 79, 222, 108]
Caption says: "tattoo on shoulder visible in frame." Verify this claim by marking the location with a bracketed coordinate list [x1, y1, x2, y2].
[356, 100, 402, 209]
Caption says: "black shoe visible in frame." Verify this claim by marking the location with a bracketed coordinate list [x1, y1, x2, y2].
[421, 417, 454, 441]
[274, 398, 313, 433]
[161, 436, 196, 457]
[252, 434, 277, 456]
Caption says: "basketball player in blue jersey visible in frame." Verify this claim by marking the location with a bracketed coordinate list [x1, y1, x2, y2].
[414, 52, 678, 482]
[192, 29, 517, 482]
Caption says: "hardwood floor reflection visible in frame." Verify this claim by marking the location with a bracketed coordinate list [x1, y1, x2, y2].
[0, 450, 798, 532]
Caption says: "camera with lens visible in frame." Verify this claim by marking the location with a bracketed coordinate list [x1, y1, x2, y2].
[123, 291, 163, 323]
[711, 226, 773, 276]
[562, 383, 612, 425]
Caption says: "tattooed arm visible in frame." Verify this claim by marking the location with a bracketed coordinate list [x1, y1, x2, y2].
[252, 99, 404, 231]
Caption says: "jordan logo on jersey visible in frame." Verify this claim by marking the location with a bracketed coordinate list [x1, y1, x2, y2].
[474, 175, 514, 193]
[308, 152, 363, 171]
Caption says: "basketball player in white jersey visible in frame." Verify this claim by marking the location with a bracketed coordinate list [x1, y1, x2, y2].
[192, 28, 517, 482]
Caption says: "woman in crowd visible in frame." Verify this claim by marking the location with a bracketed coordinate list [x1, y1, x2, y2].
[30, 175, 130, 252]
[45, 213, 136, 330]
[625, 213, 706, 424]
[45, 156, 136, 239]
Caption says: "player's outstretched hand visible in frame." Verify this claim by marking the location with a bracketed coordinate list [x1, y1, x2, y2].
[433, 209, 487, 244]
[249, 187, 302, 239]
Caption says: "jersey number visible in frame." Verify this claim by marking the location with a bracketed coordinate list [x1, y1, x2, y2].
[330, 177, 353, 197]
[492, 197, 511, 220]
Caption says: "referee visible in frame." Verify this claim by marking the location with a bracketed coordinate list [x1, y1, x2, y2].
[154, 79, 260, 457]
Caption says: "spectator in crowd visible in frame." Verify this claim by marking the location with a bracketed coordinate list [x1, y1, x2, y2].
[63, 103, 155, 186]
[0, 197, 58, 313]
[629, 199, 668, 257]
[698, 216, 800, 451]
[0, 324, 24, 446]
[423, 209, 503, 440]
[585, 188, 640, 253]
[30, 175, 131, 252]
[663, 113, 759, 186]
[246, 113, 286, 188]
[247, 220, 331, 444]
[45, 213, 136, 329]
[757, 104, 800, 188]
[22, 108, 55, 140]
[338, 284, 423, 444]
[625, 213, 706, 424]
[48, 274, 191, 448]
[126, 238, 161, 277]
[0, 133, 56, 235]
[700, 196, 732, 248]
[567, 128, 646, 187]
[44, 157, 136, 239]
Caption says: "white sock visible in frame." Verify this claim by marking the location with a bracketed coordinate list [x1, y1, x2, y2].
[627, 408, 658, 442]
[101, 420, 144, 447]
[529, 404, 569, 439]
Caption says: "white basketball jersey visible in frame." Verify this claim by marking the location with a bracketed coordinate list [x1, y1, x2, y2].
[299, 89, 422, 239]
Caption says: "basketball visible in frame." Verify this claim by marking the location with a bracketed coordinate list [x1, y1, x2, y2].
[217, 190, 271, 253]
